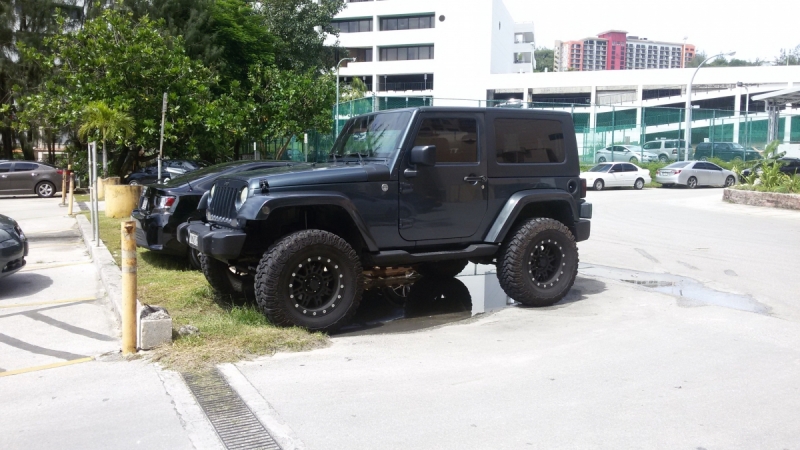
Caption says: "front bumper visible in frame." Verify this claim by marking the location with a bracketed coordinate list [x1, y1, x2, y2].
[177, 222, 247, 262]
[0, 238, 27, 278]
[131, 210, 186, 256]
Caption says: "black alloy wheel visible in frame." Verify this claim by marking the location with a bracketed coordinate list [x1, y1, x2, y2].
[255, 230, 363, 332]
[497, 218, 579, 307]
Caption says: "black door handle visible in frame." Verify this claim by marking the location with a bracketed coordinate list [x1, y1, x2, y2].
[464, 175, 487, 184]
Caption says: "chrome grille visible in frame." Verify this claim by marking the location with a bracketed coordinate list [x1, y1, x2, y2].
[208, 180, 246, 222]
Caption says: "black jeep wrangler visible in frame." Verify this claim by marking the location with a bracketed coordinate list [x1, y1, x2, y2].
[178, 107, 592, 332]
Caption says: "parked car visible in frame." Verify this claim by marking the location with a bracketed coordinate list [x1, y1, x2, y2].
[642, 139, 688, 162]
[123, 166, 171, 185]
[163, 159, 207, 177]
[655, 161, 737, 188]
[741, 157, 800, 180]
[581, 162, 651, 191]
[0, 214, 28, 279]
[595, 145, 658, 163]
[694, 142, 762, 162]
[132, 160, 293, 268]
[0, 161, 63, 197]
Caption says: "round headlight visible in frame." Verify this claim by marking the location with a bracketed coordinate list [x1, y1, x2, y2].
[236, 187, 249, 210]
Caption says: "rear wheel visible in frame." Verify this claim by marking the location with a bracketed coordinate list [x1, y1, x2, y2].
[593, 179, 604, 191]
[415, 259, 468, 278]
[496, 218, 579, 307]
[597, 156, 607, 163]
[634, 178, 645, 190]
[254, 230, 363, 332]
[658, 154, 670, 163]
[36, 181, 56, 198]
[687, 176, 698, 189]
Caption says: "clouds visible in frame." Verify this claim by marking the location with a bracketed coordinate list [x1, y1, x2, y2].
[502, 0, 797, 62]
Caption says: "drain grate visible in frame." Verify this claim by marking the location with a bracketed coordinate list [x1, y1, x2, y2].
[183, 369, 281, 450]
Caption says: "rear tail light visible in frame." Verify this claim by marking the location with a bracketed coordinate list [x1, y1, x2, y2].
[673, 170, 681, 174]
[672, 149, 677, 154]
[154, 195, 176, 210]
[580, 178, 587, 198]
[57, 169, 64, 175]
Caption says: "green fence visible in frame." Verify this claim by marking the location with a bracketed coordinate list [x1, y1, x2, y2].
[254, 98, 799, 164]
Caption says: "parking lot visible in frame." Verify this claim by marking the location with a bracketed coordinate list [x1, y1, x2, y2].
[2, 187, 800, 449]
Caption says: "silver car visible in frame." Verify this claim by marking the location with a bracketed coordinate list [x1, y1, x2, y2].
[595, 145, 659, 164]
[0, 161, 64, 197]
[655, 161, 737, 189]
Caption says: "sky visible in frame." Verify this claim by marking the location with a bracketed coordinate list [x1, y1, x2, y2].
[502, 0, 798, 62]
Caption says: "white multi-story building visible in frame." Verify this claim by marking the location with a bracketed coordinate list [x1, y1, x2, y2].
[328, 0, 534, 98]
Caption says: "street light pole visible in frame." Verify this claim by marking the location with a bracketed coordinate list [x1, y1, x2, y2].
[737, 81, 750, 149]
[335, 57, 357, 138]
[684, 51, 736, 161]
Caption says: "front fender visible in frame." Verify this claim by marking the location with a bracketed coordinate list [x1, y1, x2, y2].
[483, 189, 577, 243]
[237, 191, 380, 252]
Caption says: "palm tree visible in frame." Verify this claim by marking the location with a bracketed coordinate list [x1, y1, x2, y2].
[78, 101, 135, 177]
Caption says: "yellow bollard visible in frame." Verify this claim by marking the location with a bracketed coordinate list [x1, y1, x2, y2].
[60, 165, 69, 206]
[67, 170, 75, 216]
[121, 221, 138, 354]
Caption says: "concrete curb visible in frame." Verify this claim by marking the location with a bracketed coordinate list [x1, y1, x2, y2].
[76, 213, 172, 350]
[723, 188, 800, 211]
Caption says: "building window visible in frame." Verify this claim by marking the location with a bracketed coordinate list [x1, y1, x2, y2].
[495, 119, 565, 164]
[514, 52, 532, 64]
[345, 48, 373, 62]
[380, 15, 435, 31]
[379, 45, 434, 61]
[514, 32, 534, 44]
[331, 18, 373, 33]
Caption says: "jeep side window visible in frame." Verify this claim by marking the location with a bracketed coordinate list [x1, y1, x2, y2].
[413, 118, 478, 163]
[495, 118, 565, 164]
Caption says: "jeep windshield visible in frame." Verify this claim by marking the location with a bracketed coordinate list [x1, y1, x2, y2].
[330, 111, 412, 161]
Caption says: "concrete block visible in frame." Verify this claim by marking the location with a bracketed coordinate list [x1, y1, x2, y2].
[139, 306, 173, 350]
[723, 188, 800, 211]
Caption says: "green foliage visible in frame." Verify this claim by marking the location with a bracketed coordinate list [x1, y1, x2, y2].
[78, 101, 135, 143]
[340, 77, 368, 102]
[534, 48, 554, 72]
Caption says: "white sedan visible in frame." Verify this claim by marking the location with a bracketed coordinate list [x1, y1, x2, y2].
[581, 162, 652, 191]
[595, 145, 659, 164]
[655, 161, 737, 188]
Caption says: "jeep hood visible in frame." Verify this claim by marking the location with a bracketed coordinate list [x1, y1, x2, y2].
[226, 162, 391, 188]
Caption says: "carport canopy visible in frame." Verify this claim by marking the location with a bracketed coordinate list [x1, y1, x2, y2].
[752, 86, 800, 142]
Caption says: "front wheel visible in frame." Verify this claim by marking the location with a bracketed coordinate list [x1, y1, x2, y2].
[128, 180, 140, 186]
[634, 178, 645, 190]
[597, 156, 607, 163]
[593, 179, 604, 191]
[629, 157, 638, 163]
[255, 230, 363, 332]
[724, 175, 736, 187]
[200, 254, 253, 299]
[496, 218, 579, 307]
[687, 176, 698, 189]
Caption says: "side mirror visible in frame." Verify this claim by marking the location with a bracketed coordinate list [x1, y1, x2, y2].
[410, 145, 436, 167]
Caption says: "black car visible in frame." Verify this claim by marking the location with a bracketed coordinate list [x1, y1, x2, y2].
[741, 157, 800, 180]
[124, 166, 171, 186]
[0, 214, 28, 279]
[132, 160, 293, 268]
[694, 142, 762, 162]
[179, 107, 592, 332]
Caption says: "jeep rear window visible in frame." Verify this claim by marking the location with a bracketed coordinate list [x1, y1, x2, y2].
[495, 119, 565, 164]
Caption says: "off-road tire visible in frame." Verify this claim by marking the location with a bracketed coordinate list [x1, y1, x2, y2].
[254, 230, 363, 332]
[188, 248, 202, 270]
[496, 218, 579, 307]
[200, 253, 252, 298]
[415, 259, 469, 279]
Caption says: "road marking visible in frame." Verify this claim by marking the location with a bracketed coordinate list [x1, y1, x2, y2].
[0, 297, 96, 309]
[0, 357, 94, 378]
[20, 260, 92, 272]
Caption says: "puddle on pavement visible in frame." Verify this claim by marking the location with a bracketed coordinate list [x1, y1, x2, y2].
[579, 263, 770, 315]
[335, 265, 512, 336]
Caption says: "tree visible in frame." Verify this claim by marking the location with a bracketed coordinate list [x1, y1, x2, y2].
[774, 45, 800, 66]
[340, 77, 368, 102]
[78, 101, 135, 177]
[20, 8, 219, 174]
[534, 48, 554, 72]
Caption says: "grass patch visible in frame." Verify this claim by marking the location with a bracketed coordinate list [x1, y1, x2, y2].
[87, 213, 328, 371]
[73, 193, 90, 203]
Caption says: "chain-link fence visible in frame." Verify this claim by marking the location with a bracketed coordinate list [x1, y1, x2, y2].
[252, 97, 800, 164]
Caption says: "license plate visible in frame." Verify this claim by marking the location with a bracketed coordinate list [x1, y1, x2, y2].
[188, 232, 198, 247]
[141, 198, 148, 210]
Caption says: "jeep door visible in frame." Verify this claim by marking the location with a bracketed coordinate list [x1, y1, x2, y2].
[399, 113, 487, 241]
